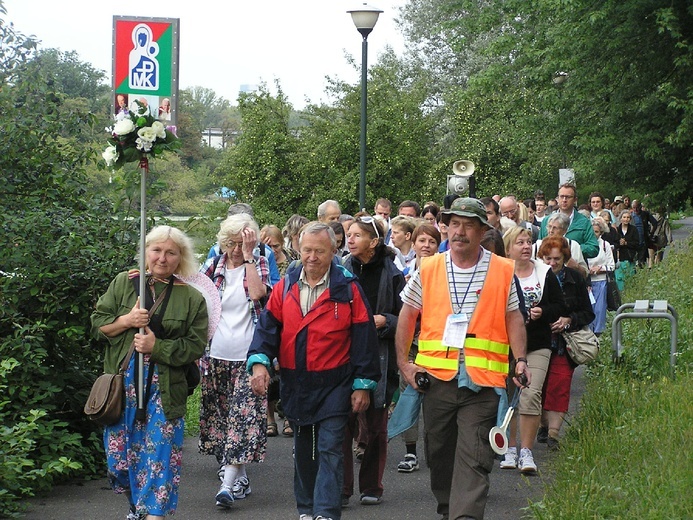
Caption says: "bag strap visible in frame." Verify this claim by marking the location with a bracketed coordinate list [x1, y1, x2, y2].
[119, 281, 171, 375]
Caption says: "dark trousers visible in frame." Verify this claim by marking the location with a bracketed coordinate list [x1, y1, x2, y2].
[423, 378, 499, 520]
[342, 403, 388, 498]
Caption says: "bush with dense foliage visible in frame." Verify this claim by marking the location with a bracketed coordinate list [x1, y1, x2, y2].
[0, 8, 138, 516]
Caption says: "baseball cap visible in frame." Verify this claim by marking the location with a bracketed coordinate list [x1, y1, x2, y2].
[441, 197, 489, 227]
[613, 196, 623, 203]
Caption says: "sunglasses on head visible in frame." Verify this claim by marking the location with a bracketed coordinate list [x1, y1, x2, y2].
[357, 216, 380, 239]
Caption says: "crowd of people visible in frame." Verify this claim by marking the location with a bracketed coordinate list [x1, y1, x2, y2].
[91, 186, 673, 520]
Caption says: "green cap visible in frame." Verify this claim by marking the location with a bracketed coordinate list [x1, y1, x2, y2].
[441, 197, 489, 227]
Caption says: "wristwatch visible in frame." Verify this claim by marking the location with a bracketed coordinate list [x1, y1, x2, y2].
[243, 258, 257, 265]
[516, 357, 528, 364]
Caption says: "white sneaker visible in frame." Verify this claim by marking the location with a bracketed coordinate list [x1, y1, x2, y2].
[299, 515, 313, 520]
[232, 476, 251, 499]
[397, 453, 420, 472]
[499, 446, 517, 469]
[518, 448, 537, 473]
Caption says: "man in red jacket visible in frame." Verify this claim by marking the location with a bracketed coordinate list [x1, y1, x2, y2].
[247, 221, 380, 520]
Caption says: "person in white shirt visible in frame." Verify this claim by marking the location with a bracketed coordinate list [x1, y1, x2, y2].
[587, 217, 615, 335]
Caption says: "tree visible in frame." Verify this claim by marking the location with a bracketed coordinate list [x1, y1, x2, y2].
[296, 49, 438, 215]
[0, 5, 138, 514]
[218, 82, 302, 225]
[397, 0, 693, 206]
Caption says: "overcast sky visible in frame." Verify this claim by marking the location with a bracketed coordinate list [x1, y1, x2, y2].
[4, 0, 406, 109]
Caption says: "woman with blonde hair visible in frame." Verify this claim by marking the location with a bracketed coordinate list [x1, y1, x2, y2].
[499, 227, 565, 473]
[91, 226, 208, 520]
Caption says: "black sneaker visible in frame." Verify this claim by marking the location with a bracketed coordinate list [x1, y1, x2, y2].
[537, 426, 549, 443]
[547, 436, 560, 451]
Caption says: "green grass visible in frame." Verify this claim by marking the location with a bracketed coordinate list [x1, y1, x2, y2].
[184, 385, 201, 437]
[530, 237, 693, 519]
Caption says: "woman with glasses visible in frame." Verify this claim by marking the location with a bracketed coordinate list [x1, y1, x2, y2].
[199, 214, 272, 509]
[342, 216, 405, 506]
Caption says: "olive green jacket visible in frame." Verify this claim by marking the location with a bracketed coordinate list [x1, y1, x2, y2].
[91, 270, 208, 420]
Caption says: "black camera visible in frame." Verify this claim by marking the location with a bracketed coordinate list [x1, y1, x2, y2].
[415, 372, 431, 391]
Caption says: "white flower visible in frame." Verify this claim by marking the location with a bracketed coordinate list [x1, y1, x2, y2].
[113, 118, 135, 136]
[102, 145, 119, 166]
[135, 137, 153, 152]
[151, 121, 166, 139]
[137, 126, 158, 143]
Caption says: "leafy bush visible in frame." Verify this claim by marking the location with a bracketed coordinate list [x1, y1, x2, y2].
[0, 14, 137, 516]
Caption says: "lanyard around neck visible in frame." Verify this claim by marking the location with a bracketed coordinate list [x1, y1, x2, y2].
[447, 248, 482, 313]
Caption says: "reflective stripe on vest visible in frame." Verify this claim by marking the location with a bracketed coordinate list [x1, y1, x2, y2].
[415, 252, 514, 386]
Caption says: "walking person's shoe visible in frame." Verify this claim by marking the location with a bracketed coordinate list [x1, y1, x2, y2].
[315, 516, 334, 520]
[518, 448, 537, 474]
[397, 453, 420, 473]
[547, 436, 560, 451]
[232, 476, 252, 499]
[298, 515, 313, 520]
[537, 426, 549, 443]
[360, 494, 382, 505]
[215, 484, 234, 508]
[499, 446, 517, 469]
[217, 464, 224, 482]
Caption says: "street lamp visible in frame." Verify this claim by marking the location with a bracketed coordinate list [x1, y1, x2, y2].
[348, 3, 382, 211]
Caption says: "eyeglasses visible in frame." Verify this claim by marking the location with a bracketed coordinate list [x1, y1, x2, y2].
[558, 195, 574, 200]
[223, 240, 242, 250]
[501, 208, 517, 217]
[358, 216, 380, 239]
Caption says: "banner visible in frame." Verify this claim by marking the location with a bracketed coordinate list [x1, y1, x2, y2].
[112, 16, 180, 124]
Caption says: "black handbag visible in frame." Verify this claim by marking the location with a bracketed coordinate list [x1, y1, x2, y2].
[605, 270, 621, 311]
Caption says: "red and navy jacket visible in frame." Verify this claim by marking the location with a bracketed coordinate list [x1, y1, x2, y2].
[247, 259, 380, 426]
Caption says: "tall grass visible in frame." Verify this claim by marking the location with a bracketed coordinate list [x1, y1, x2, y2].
[530, 237, 693, 518]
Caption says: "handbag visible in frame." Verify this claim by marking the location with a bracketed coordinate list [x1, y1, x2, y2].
[562, 326, 600, 365]
[84, 284, 170, 425]
[84, 343, 134, 426]
[605, 270, 622, 311]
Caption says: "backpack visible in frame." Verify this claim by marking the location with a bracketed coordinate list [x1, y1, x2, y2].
[652, 217, 668, 250]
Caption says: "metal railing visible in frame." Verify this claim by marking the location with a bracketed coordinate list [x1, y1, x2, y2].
[611, 300, 678, 372]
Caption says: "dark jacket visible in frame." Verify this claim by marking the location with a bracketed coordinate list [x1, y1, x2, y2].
[524, 261, 567, 352]
[555, 266, 595, 357]
[343, 245, 405, 408]
[615, 224, 639, 263]
[247, 259, 380, 426]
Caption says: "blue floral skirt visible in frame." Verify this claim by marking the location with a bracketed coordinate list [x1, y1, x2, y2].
[104, 354, 184, 517]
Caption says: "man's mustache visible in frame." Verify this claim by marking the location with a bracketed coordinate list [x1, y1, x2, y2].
[451, 237, 470, 243]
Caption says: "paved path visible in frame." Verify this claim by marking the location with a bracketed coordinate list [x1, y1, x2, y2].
[25, 365, 586, 520]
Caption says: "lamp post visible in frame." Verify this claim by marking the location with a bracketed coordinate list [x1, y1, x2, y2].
[348, 3, 382, 211]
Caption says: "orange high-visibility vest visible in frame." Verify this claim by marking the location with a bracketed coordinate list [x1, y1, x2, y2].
[415, 252, 514, 387]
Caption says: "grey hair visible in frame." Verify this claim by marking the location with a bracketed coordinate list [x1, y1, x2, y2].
[317, 200, 341, 219]
[592, 216, 609, 234]
[217, 214, 260, 252]
[547, 212, 570, 232]
[144, 225, 197, 277]
[299, 221, 337, 250]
